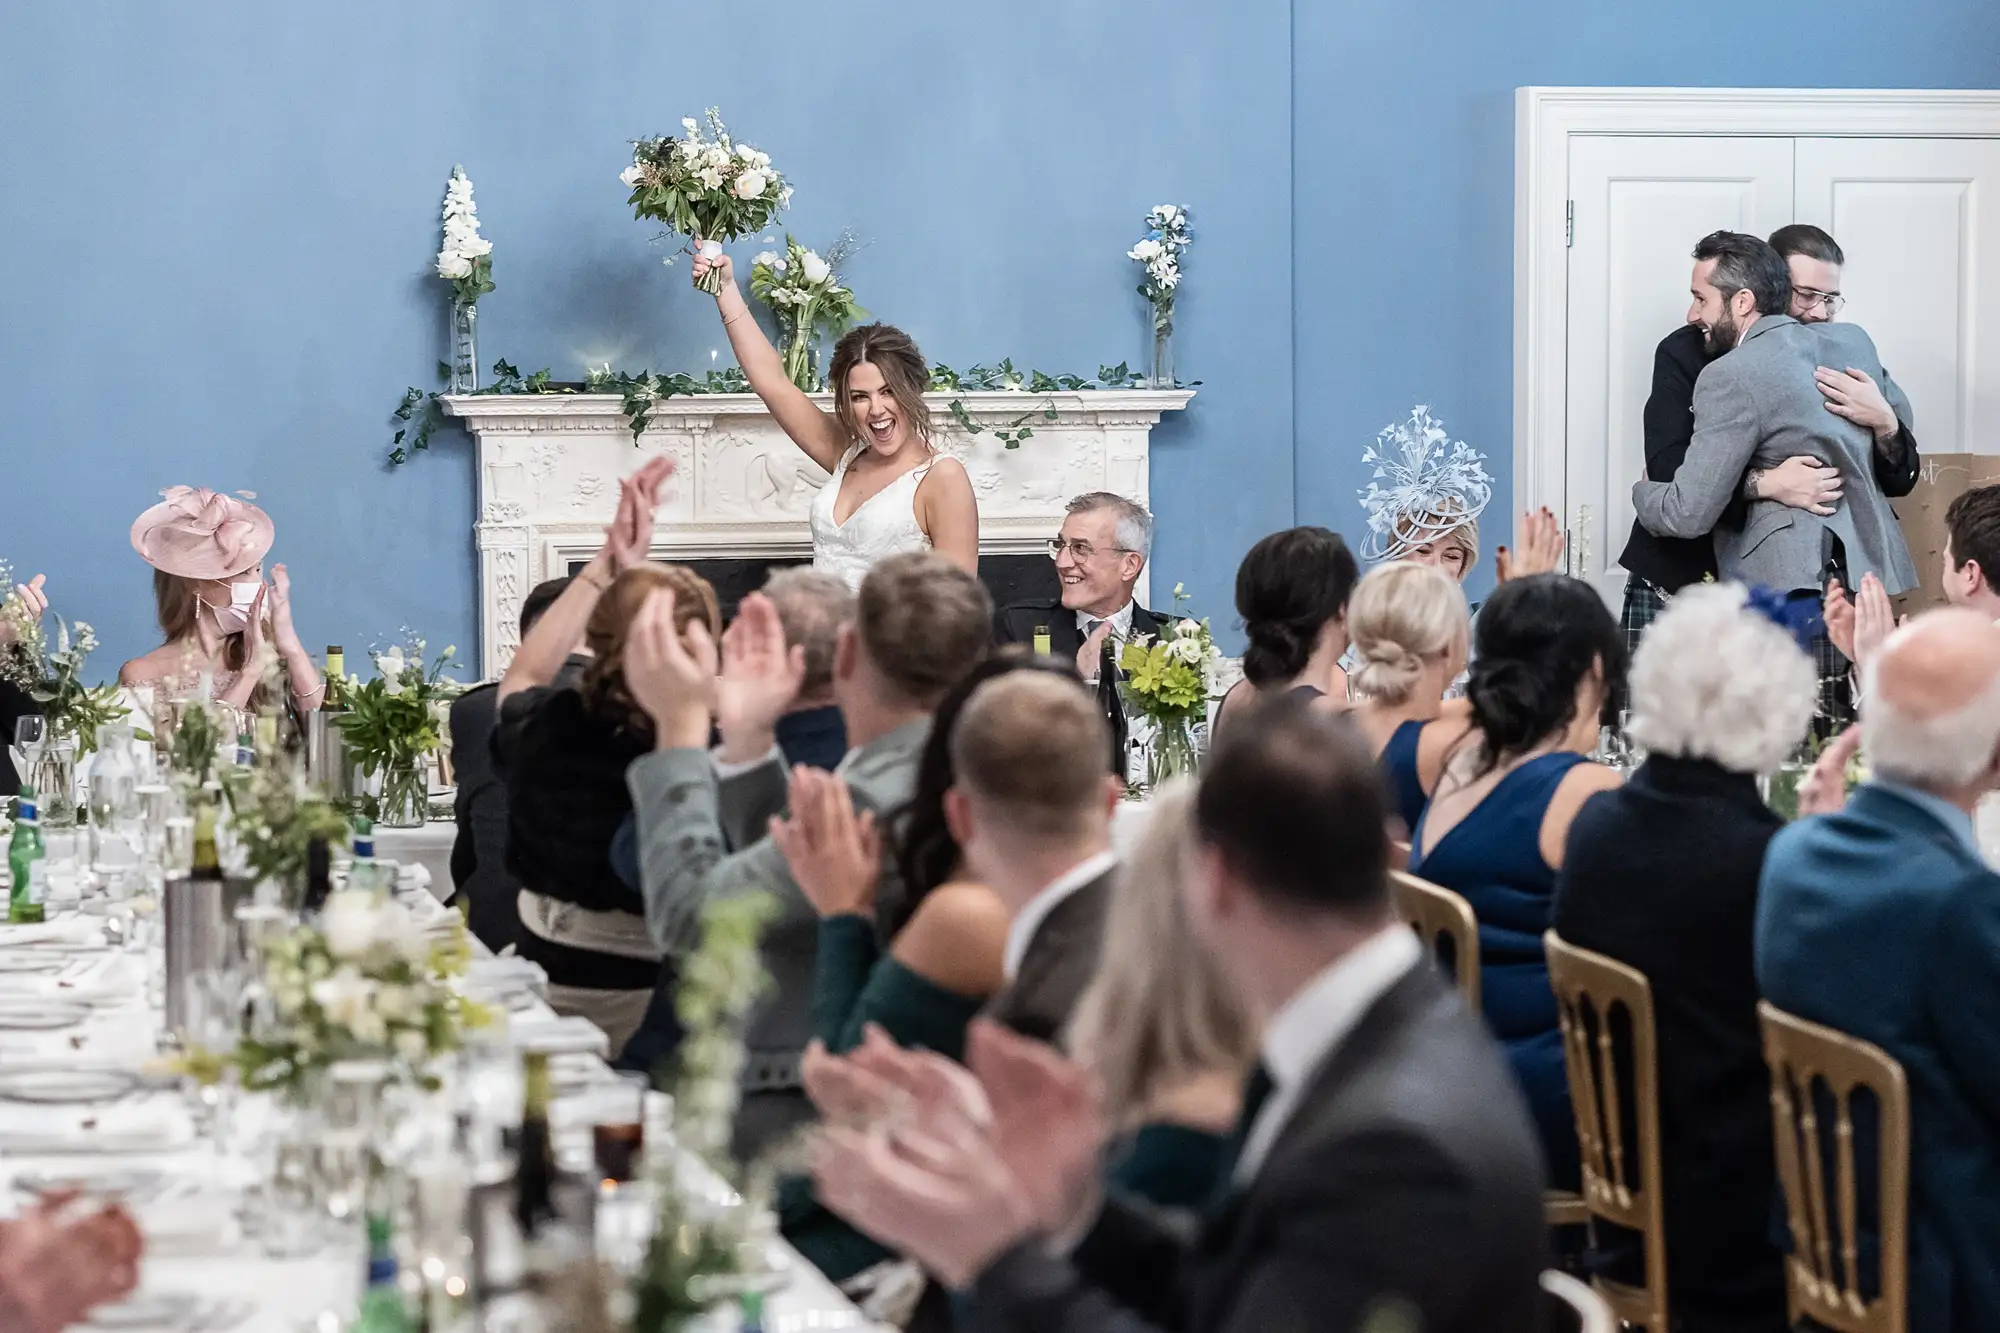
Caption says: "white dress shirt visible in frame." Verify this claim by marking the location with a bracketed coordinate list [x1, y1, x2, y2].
[1235, 924, 1424, 1182]
[1001, 850, 1119, 982]
[1076, 600, 1136, 643]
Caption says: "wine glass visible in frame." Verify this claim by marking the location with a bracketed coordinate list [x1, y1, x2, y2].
[13, 715, 44, 786]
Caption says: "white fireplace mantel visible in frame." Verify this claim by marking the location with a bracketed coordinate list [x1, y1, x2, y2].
[444, 389, 1193, 678]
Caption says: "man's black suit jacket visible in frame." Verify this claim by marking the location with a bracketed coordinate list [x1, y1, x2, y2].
[983, 870, 1111, 1045]
[970, 963, 1547, 1333]
[993, 600, 1167, 666]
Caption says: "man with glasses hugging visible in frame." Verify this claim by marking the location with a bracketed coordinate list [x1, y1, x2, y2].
[994, 492, 1165, 684]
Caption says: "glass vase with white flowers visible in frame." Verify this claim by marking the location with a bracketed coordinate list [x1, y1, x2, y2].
[749, 232, 867, 391]
[436, 166, 495, 393]
[332, 638, 463, 828]
[623, 108, 791, 296]
[1129, 204, 1191, 388]
[1118, 585, 1219, 787]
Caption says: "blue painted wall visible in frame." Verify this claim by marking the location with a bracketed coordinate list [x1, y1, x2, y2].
[3, 0, 1996, 672]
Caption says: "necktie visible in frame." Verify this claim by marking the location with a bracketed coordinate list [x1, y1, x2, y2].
[1206, 1062, 1276, 1215]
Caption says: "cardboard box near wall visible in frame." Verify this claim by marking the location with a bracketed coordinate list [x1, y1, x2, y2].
[1892, 454, 2000, 616]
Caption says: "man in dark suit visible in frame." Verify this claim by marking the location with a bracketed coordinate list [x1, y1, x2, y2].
[448, 576, 574, 952]
[813, 696, 1546, 1333]
[1757, 609, 2000, 1333]
[941, 668, 1117, 1044]
[1617, 228, 1919, 657]
[994, 493, 1165, 683]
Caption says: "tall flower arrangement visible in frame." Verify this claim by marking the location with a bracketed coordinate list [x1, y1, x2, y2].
[437, 166, 494, 392]
[332, 638, 463, 828]
[749, 232, 867, 390]
[1129, 204, 1191, 387]
[623, 109, 790, 295]
[1118, 584, 1219, 786]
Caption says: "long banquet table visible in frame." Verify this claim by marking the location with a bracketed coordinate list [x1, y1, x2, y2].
[0, 834, 876, 1332]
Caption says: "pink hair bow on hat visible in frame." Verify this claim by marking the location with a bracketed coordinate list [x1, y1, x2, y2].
[130, 486, 276, 580]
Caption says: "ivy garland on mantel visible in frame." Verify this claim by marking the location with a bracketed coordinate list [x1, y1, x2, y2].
[387, 358, 1193, 463]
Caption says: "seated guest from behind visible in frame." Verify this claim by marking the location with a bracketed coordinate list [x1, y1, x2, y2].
[621, 550, 993, 1158]
[1067, 779, 1256, 1211]
[1556, 584, 1818, 1333]
[1345, 560, 1473, 835]
[1758, 609, 2000, 1333]
[493, 459, 701, 1056]
[449, 576, 573, 953]
[1409, 573, 1625, 1190]
[760, 567, 854, 770]
[1213, 526, 1359, 729]
[994, 491, 1163, 684]
[809, 696, 1548, 1333]
[1829, 482, 2000, 676]
[771, 655, 1070, 1281]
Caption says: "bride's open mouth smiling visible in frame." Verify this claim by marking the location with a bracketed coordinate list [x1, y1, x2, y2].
[866, 412, 897, 447]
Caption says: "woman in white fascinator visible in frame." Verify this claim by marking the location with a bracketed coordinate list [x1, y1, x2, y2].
[119, 486, 323, 715]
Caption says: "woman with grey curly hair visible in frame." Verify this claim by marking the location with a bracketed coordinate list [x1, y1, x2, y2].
[1552, 582, 1816, 1333]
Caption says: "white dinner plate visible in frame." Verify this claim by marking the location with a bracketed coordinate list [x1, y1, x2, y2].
[0, 1066, 138, 1103]
[13, 1167, 167, 1201]
[82, 1291, 203, 1328]
[0, 997, 89, 1029]
[0, 953, 65, 974]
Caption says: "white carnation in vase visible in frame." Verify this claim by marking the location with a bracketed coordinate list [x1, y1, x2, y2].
[800, 251, 831, 284]
[735, 169, 768, 199]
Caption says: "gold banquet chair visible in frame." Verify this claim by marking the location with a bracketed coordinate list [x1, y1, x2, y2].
[1388, 871, 1479, 1012]
[1543, 930, 1668, 1333]
[1758, 1001, 1911, 1333]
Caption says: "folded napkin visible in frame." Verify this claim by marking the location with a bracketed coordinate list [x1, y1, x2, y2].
[0, 1096, 194, 1155]
[0, 918, 106, 950]
[507, 1015, 610, 1058]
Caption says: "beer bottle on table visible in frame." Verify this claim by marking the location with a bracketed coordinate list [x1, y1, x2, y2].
[323, 646, 349, 710]
[8, 786, 48, 924]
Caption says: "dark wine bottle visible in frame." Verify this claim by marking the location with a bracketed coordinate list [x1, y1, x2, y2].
[1096, 633, 1129, 778]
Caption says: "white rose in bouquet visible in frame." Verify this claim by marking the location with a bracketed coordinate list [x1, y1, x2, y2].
[800, 251, 831, 284]
[321, 891, 381, 961]
[753, 251, 781, 271]
[735, 169, 769, 200]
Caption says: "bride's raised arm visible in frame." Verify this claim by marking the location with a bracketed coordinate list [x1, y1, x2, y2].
[693, 248, 846, 473]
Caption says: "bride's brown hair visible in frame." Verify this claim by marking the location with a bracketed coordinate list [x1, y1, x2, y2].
[827, 324, 933, 452]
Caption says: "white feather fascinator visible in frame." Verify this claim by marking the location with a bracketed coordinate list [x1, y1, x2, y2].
[1357, 405, 1494, 561]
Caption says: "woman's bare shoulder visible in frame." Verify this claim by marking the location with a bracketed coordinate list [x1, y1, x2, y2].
[890, 880, 1009, 998]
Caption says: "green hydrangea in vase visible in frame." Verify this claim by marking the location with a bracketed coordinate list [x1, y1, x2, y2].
[334, 639, 462, 828]
[1118, 585, 1219, 788]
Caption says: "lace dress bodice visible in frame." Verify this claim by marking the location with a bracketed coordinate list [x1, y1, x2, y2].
[808, 446, 934, 591]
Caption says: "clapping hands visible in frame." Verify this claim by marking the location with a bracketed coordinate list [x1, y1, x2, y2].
[770, 768, 880, 917]
[1823, 573, 1901, 673]
[0, 574, 47, 648]
[0, 1192, 142, 1333]
[1495, 507, 1565, 582]
[623, 586, 719, 750]
[714, 593, 806, 762]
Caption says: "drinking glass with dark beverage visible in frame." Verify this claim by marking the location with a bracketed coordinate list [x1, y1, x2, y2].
[590, 1072, 649, 1186]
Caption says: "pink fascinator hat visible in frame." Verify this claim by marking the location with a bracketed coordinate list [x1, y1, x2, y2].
[129, 486, 275, 580]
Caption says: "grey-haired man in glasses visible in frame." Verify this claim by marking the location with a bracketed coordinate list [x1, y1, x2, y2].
[993, 491, 1165, 683]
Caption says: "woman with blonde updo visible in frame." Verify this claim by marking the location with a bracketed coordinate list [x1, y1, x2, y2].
[1346, 562, 1473, 835]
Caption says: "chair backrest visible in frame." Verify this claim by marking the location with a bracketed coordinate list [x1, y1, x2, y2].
[1758, 1000, 1911, 1333]
[1389, 837, 1411, 871]
[1539, 1270, 1616, 1333]
[1543, 929, 1668, 1333]
[1389, 871, 1479, 1011]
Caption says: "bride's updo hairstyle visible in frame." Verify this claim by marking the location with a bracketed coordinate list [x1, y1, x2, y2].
[1347, 561, 1469, 704]
[1233, 526, 1359, 688]
[1464, 573, 1625, 777]
[827, 323, 934, 452]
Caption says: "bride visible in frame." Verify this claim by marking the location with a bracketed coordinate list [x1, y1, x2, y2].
[691, 249, 978, 588]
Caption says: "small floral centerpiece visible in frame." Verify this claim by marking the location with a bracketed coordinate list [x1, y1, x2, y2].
[633, 892, 782, 1333]
[749, 232, 867, 391]
[223, 888, 482, 1101]
[227, 728, 351, 904]
[623, 108, 791, 295]
[0, 572, 128, 761]
[436, 166, 495, 393]
[1129, 204, 1191, 388]
[333, 638, 463, 829]
[1118, 584, 1220, 786]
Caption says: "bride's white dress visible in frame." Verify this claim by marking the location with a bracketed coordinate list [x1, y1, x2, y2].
[809, 445, 934, 590]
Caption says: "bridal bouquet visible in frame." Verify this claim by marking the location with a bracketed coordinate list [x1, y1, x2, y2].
[1119, 585, 1219, 786]
[749, 232, 867, 390]
[225, 889, 483, 1099]
[623, 108, 791, 295]
[333, 638, 463, 828]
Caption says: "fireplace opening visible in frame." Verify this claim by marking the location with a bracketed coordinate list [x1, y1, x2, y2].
[566, 553, 1063, 622]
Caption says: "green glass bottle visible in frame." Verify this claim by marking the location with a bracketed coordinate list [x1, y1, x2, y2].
[8, 786, 48, 925]
[354, 1163, 413, 1333]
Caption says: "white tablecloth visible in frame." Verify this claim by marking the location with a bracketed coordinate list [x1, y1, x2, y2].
[372, 820, 457, 902]
[0, 876, 874, 1331]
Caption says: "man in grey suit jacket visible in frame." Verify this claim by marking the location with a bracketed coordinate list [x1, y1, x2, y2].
[621, 552, 993, 1158]
[1633, 232, 1918, 596]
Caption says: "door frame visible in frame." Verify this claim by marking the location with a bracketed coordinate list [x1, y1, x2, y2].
[1512, 86, 2000, 526]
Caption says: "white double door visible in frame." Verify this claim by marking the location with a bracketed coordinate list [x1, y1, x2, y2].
[1564, 134, 2000, 601]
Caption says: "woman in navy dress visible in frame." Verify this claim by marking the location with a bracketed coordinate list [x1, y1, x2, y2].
[1346, 560, 1473, 837]
[1407, 574, 1626, 1189]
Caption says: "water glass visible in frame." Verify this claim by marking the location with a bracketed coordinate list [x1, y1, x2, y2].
[162, 815, 194, 876]
[14, 715, 45, 771]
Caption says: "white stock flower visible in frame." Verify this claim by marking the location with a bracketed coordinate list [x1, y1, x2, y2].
[619, 163, 644, 188]
[436, 253, 473, 280]
[800, 251, 831, 284]
[1129, 238, 1165, 263]
[682, 116, 699, 133]
[320, 892, 381, 961]
[734, 169, 768, 199]
[697, 166, 725, 191]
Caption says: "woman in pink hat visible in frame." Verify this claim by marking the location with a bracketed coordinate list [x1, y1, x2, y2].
[119, 487, 323, 713]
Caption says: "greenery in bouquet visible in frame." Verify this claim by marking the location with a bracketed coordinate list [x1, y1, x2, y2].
[749, 232, 868, 391]
[435, 165, 494, 307]
[632, 891, 781, 1331]
[0, 576, 129, 756]
[225, 889, 484, 1098]
[1129, 204, 1191, 339]
[623, 108, 790, 294]
[333, 638, 464, 823]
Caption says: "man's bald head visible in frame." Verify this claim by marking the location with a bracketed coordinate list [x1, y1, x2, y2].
[1864, 608, 2000, 792]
